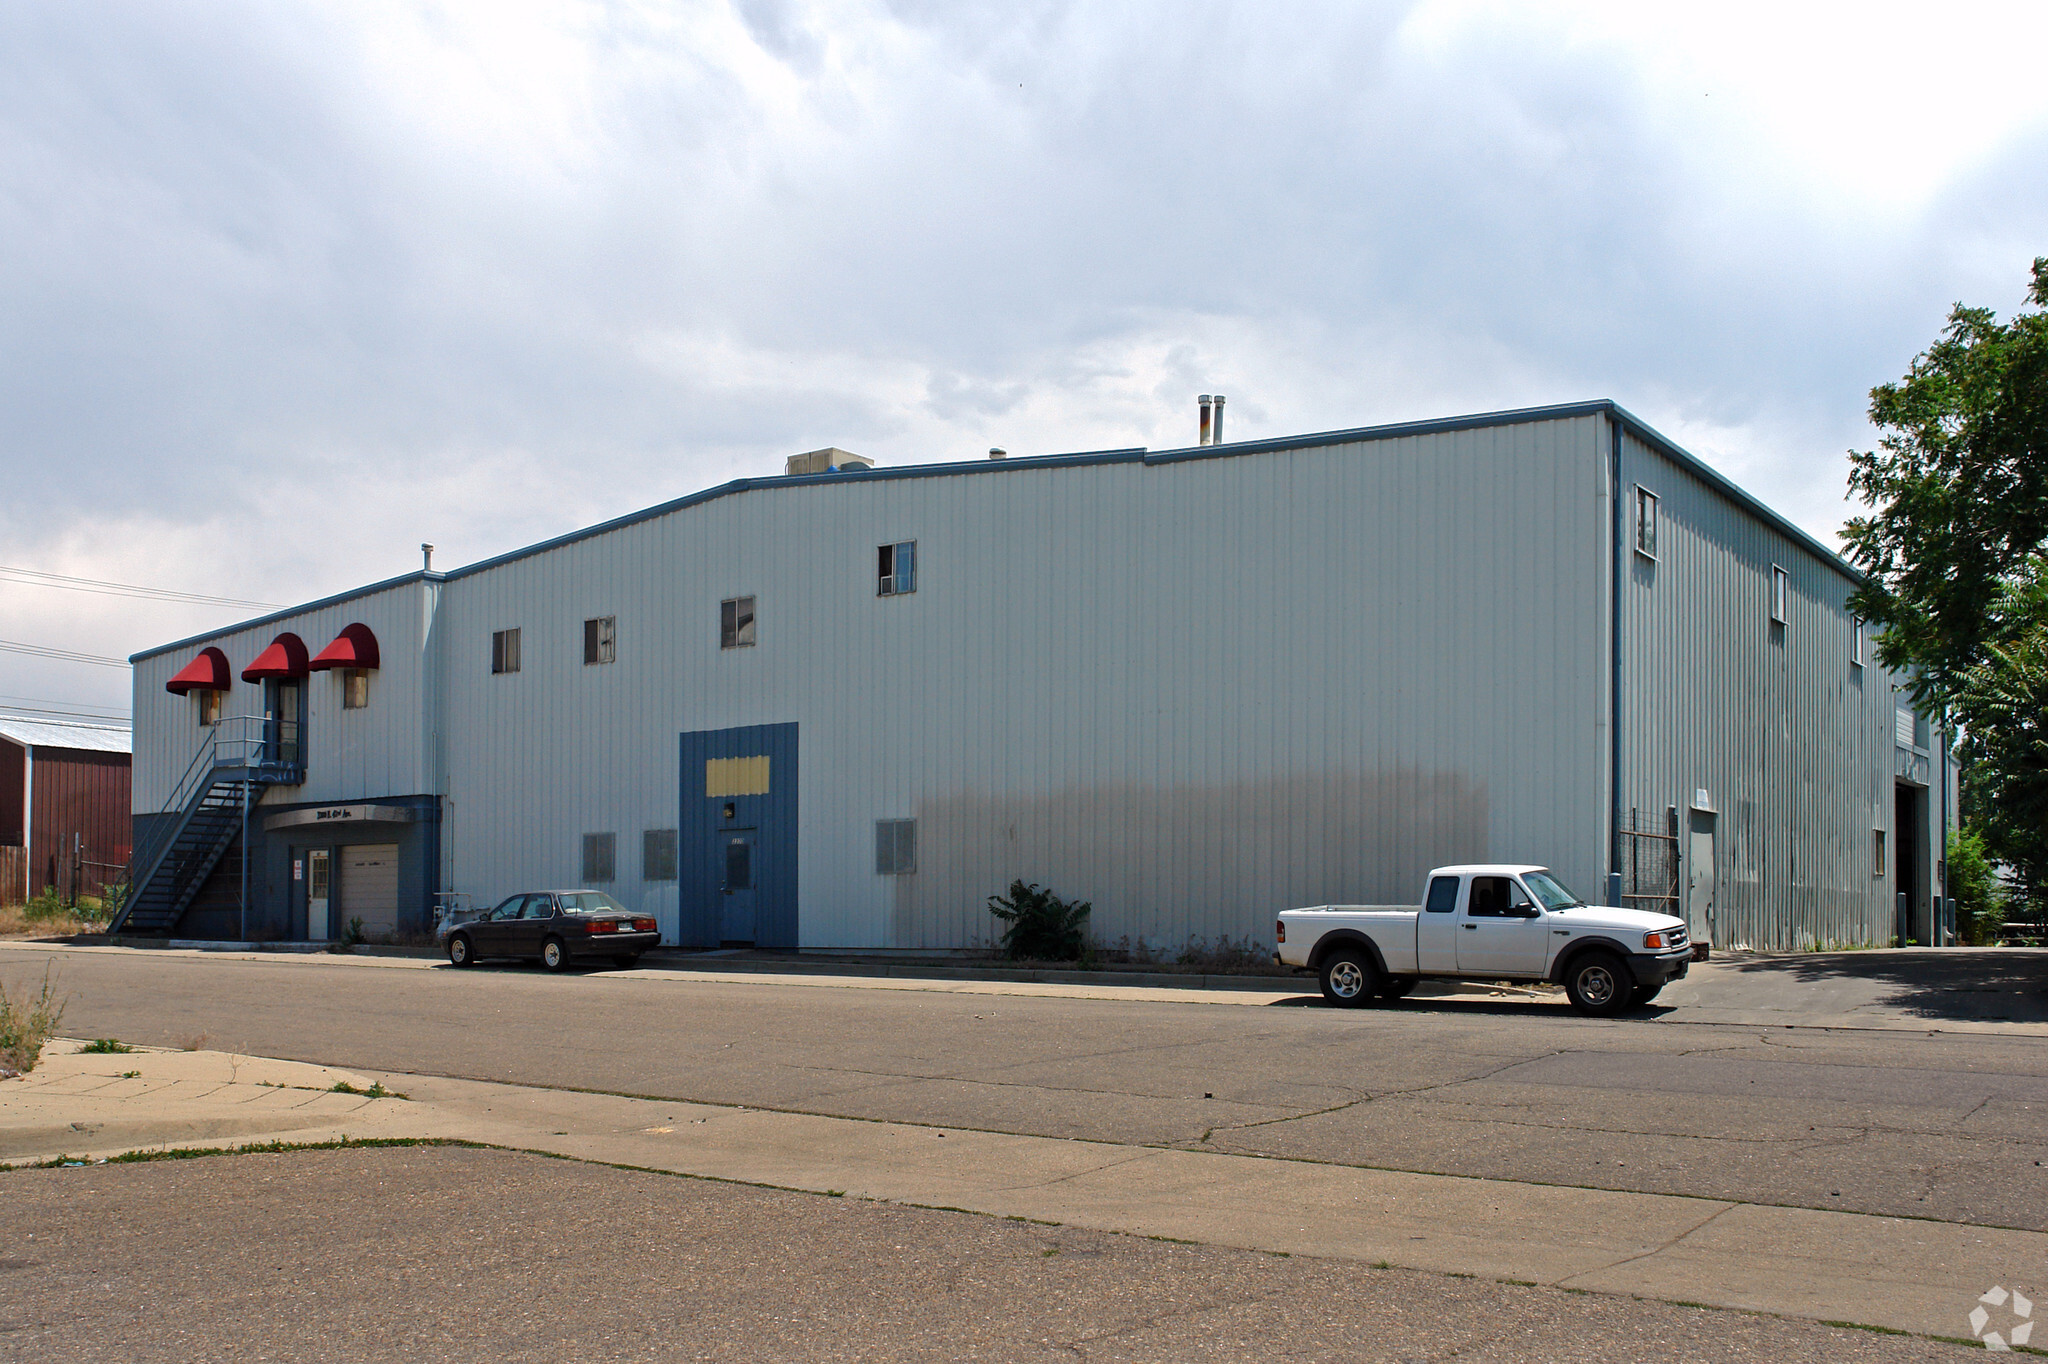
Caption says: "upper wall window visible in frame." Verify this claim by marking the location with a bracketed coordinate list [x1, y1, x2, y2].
[1852, 619, 1865, 668]
[721, 596, 756, 649]
[583, 616, 616, 666]
[341, 669, 369, 710]
[878, 541, 917, 596]
[1769, 566, 1789, 624]
[492, 628, 521, 675]
[1633, 487, 1658, 560]
[196, 689, 222, 727]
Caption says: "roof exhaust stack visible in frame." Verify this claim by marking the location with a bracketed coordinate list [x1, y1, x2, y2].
[1198, 395, 1212, 445]
[421, 543, 434, 572]
[988, 447, 1006, 460]
[1211, 394, 1224, 444]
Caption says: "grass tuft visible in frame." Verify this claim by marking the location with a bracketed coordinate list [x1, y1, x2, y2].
[80, 1038, 133, 1054]
[0, 966, 66, 1073]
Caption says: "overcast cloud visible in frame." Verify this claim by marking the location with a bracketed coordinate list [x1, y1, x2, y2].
[3, 0, 2046, 715]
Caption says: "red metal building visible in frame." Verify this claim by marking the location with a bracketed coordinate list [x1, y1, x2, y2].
[0, 718, 133, 907]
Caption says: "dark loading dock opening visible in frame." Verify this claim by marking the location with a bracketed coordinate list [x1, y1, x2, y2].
[1894, 782, 1925, 944]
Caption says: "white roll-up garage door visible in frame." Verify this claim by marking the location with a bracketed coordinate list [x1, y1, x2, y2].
[338, 844, 400, 937]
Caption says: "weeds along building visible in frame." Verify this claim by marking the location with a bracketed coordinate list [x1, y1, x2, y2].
[118, 400, 1955, 953]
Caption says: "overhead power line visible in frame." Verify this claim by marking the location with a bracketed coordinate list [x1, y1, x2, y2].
[0, 691, 131, 721]
[0, 639, 131, 668]
[0, 705, 131, 727]
[0, 565, 280, 610]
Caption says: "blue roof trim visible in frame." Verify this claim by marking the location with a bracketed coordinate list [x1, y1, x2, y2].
[132, 399, 1858, 663]
[130, 571, 440, 664]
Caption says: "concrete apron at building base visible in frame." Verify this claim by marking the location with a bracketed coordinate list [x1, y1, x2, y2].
[6, 1040, 2033, 1344]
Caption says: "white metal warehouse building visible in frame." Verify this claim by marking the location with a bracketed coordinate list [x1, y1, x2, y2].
[122, 401, 1956, 953]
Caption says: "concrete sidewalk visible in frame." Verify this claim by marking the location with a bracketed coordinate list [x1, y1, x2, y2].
[3, 1038, 2037, 1346]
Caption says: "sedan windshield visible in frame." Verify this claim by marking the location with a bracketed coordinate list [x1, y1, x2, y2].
[558, 892, 631, 915]
[1522, 871, 1583, 911]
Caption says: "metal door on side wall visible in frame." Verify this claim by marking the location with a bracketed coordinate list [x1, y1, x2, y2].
[678, 723, 797, 949]
[307, 849, 331, 940]
[1686, 820, 1715, 943]
[338, 844, 399, 937]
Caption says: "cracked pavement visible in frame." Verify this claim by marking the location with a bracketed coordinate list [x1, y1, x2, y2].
[8, 944, 2042, 1232]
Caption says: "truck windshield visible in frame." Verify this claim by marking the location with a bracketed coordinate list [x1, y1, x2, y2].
[1522, 871, 1582, 910]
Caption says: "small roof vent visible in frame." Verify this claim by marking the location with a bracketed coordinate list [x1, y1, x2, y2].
[785, 448, 875, 476]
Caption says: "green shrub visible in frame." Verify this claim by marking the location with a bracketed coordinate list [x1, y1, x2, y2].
[80, 1038, 133, 1054]
[0, 966, 66, 1074]
[986, 880, 1091, 961]
[21, 888, 67, 924]
[1949, 827, 2008, 945]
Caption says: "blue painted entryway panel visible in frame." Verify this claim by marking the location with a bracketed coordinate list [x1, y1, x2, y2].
[677, 723, 797, 949]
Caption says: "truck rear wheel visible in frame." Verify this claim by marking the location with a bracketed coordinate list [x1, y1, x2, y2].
[1318, 949, 1379, 1008]
[1564, 951, 1633, 1017]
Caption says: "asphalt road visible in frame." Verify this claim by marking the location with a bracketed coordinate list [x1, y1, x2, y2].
[0, 1145, 1981, 1363]
[7, 945, 2045, 1234]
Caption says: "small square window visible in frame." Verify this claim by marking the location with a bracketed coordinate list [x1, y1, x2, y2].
[1873, 830, 1887, 878]
[875, 819, 916, 875]
[1769, 566, 1789, 624]
[721, 596, 756, 649]
[582, 832, 617, 883]
[583, 616, 616, 665]
[341, 669, 369, 710]
[196, 689, 222, 727]
[1634, 487, 1658, 560]
[492, 628, 521, 674]
[643, 828, 678, 882]
[878, 541, 917, 596]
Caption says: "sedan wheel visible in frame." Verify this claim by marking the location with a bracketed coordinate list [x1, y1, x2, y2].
[447, 934, 475, 968]
[540, 937, 570, 973]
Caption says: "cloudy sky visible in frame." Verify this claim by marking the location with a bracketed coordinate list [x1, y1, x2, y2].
[3, 0, 2045, 718]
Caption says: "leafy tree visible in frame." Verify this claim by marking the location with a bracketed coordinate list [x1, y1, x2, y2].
[1946, 827, 2009, 945]
[1955, 626, 2048, 910]
[1844, 259, 2048, 908]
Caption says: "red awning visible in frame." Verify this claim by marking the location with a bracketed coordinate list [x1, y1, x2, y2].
[240, 632, 309, 682]
[165, 646, 232, 695]
[309, 622, 380, 672]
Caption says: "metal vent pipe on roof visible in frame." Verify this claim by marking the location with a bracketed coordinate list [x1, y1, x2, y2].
[1211, 394, 1224, 444]
[988, 448, 1006, 460]
[421, 543, 434, 572]
[1198, 395, 1212, 445]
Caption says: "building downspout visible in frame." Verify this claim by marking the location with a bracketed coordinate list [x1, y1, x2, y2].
[1607, 413, 1626, 907]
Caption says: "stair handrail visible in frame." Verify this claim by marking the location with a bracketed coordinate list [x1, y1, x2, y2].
[112, 716, 270, 932]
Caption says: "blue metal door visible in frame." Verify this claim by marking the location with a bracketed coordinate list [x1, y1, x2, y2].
[678, 723, 797, 949]
[720, 831, 757, 943]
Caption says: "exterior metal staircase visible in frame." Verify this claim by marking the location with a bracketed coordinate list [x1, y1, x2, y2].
[109, 717, 296, 936]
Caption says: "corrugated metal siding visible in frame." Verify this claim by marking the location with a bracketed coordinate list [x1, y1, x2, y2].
[434, 415, 1613, 949]
[1616, 424, 1894, 948]
[130, 582, 432, 815]
[28, 747, 132, 896]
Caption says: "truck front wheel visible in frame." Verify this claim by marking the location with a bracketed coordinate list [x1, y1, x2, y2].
[1318, 949, 1379, 1008]
[1563, 951, 1633, 1017]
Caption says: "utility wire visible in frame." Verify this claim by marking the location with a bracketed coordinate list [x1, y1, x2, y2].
[0, 684, 131, 716]
[0, 639, 130, 668]
[0, 565, 280, 610]
[0, 705, 130, 727]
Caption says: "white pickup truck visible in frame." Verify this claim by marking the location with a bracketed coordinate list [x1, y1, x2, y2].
[1275, 865, 1693, 1016]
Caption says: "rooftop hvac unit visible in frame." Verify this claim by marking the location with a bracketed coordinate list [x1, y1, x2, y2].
[785, 448, 875, 476]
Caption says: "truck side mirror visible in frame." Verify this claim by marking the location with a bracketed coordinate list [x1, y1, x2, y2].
[1513, 901, 1538, 917]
